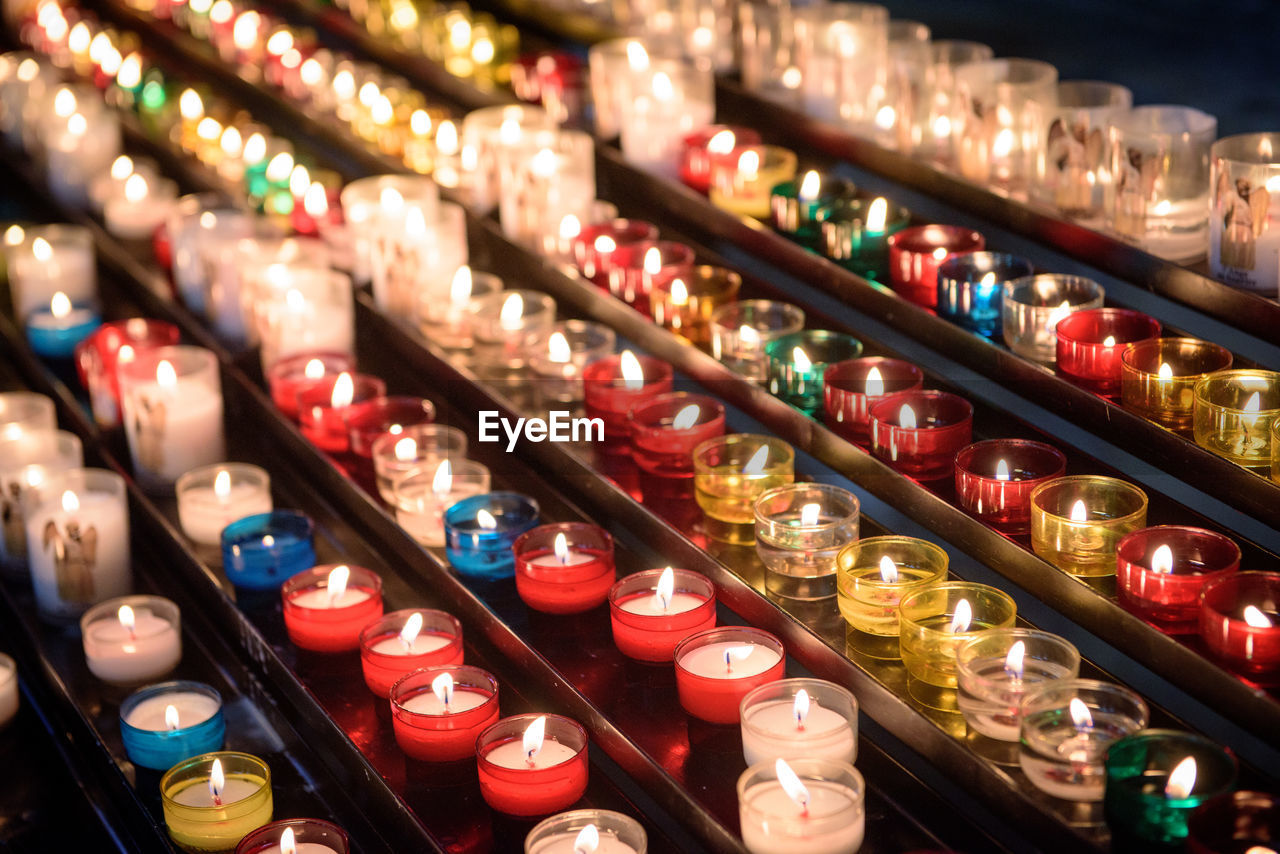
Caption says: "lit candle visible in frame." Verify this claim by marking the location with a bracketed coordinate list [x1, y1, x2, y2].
[104, 172, 177, 241]
[514, 523, 617, 614]
[753, 483, 860, 600]
[608, 567, 717, 661]
[175, 463, 273, 546]
[359, 609, 464, 698]
[80, 595, 182, 685]
[709, 145, 798, 220]
[390, 665, 500, 762]
[954, 439, 1067, 533]
[524, 810, 647, 854]
[740, 679, 857, 766]
[836, 537, 949, 658]
[737, 758, 866, 854]
[674, 627, 785, 724]
[25, 290, 101, 359]
[1030, 475, 1149, 577]
[392, 458, 492, 548]
[582, 350, 675, 441]
[221, 510, 316, 592]
[766, 331, 864, 416]
[234, 819, 350, 854]
[161, 752, 273, 852]
[956, 629, 1081, 745]
[869, 390, 975, 481]
[628, 392, 726, 482]
[693, 435, 796, 544]
[281, 564, 384, 653]
[265, 353, 355, 422]
[120, 680, 225, 770]
[1199, 571, 1280, 677]
[886, 225, 985, 308]
[0, 654, 17, 729]
[444, 492, 541, 579]
[296, 371, 386, 453]
[898, 582, 1017, 697]
[476, 714, 589, 816]
[1054, 308, 1163, 395]
[1115, 526, 1240, 632]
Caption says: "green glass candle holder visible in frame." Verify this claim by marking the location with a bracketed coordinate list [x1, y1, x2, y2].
[769, 171, 858, 244]
[818, 197, 911, 280]
[765, 330, 864, 416]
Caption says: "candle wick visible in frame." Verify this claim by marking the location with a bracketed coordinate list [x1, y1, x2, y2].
[212, 795, 222, 806]
[525, 751, 537, 768]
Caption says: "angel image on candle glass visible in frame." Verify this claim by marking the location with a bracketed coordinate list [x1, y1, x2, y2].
[1, 480, 25, 559]
[1046, 117, 1103, 215]
[42, 517, 97, 603]
[1113, 146, 1160, 241]
[131, 393, 167, 474]
[1215, 170, 1270, 270]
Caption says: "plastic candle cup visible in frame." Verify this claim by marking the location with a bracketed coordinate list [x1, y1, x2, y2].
[649, 266, 742, 348]
[371, 425, 468, 504]
[476, 714, 589, 816]
[175, 464, 273, 547]
[869, 390, 974, 481]
[571, 220, 660, 286]
[1002, 275, 1106, 363]
[1030, 476, 1149, 577]
[1116, 526, 1240, 632]
[525, 809, 648, 854]
[766, 331, 864, 416]
[81, 596, 182, 685]
[737, 758, 865, 854]
[739, 678, 857, 766]
[693, 435, 795, 544]
[468, 290, 558, 370]
[1192, 369, 1280, 469]
[709, 145, 798, 220]
[393, 459, 492, 548]
[582, 352, 674, 442]
[898, 582, 1017, 692]
[819, 198, 912, 278]
[753, 484, 859, 601]
[1199, 571, 1280, 680]
[444, 492, 540, 579]
[389, 665, 500, 762]
[954, 439, 1067, 534]
[221, 511, 316, 591]
[234, 818, 350, 854]
[120, 681, 225, 771]
[161, 752, 273, 852]
[1018, 679, 1149, 802]
[1120, 338, 1233, 432]
[628, 392, 726, 481]
[514, 523, 616, 614]
[264, 353, 355, 422]
[602, 241, 695, 314]
[823, 357, 925, 445]
[936, 252, 1035, 338]
[769, 171, 858, 243]
[679, 125, 761, 193]
[25, 291, 101, 358]
[0, 654, 16, 729]
[360, 609, 464, 698]
[281, 564, 384, 653]
[1104, 730, 1238, 849]
[836, 536, 948, 658]
[528, 321, 617, 404]
[710, 300, 806, 383]
[674, 626, 786, 724]
[1055, 309, 1163, 395]
[1187, 791, 1280, 854]
[297, 372, 386, 454]
[887, 225, 986, 308]
[343, 396, 436, 462]
[608, 568, 716, 662]
[955, 629, 1081, 746]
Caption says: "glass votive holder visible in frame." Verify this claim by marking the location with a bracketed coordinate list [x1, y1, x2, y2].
[221, 510, 316, 591]
[836, 536, 948, 658]
[709, 145, 798, 220]
[528, 320, 617, 404]
[1107, 106, 1218, 261]
[572, 219, 661, 285]
[281, 564, 384, 653]
[525, 809, 647, 854]
[823, 357, 925, 445]
[418, 267, 503, 351]
[160, 752, 273, 852]
[753, 483, 859, 601]
[629, 392, 726, 481]
[710, 300, 806, 383]
[951, 58, 1058, 192]
[887, 224, 986, 308]
[265, 352, 356, 422]
[1036, 80, 1133, 220]
[359, 609, 464, 699]
[693, 434, 796, 544]
[371, 425, 467, 504]
[476, 713, 590, 818]
[175, 463, 273, 547]
[513, 522, 616, 614]
[608, 568, 717, 662]
[955, 629, 1081, 745]
[468, 290, 558, 370]
[1104, 730, 1238, 850]
[1030, 475, 1149, 577]
[674, 626, 785, 724]
[737, 759, 865, 854]
[344, 396, 436, 462]
[603, 241, 695, 314]
[869, 390, 974, 481]
[393, 459, 492, 548]
[766, 330, 864, 416]
[1055, 308, 1163, 395]
[1210, 133, 1280, 293]
[7, 223, 96, 319]
[954, 439, 1067, 534]
[390, 665, 501, 763]
[1187, 791, 1280, 854]
[1002, 274, 1106, 363]
[444, 492, 540, 579]
[1192, 369, 1280, 468]
[120, 681, 225, 771]
[650, 266, 742, 348]
[1199, 571, 1280, 680]
[81, 595, 182, 686]
[679, 125, 761, 194]
[297, 373, 386, 454]
[582, 353, 675, 441]
[936, 252, 1036, 338]
[898, 581, 1017, 690]
[818, 197, 912, 278]
[1018, 679, 1149, 802]
[235, 819, 349, 854]
[0, 391, 55, 438]
[1120, 338, 1233, 432]
[769, 171, 858, 243]
[73, 318, 181, 428]
[739, 678, 857, 766]
[1116, 526, 1240, 633]
[254, 268, 355, 373]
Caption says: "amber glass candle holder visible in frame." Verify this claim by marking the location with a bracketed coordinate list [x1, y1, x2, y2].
[954, 439, 1067, 534]
[693, 434, 795, 544]
[836, 536, 947, 660]
[1055, 308, 1162, 395]
[898, 581, 1016, 697]
[869, 390, 974, 481]
[1187, 791, 1280, 854]
[823, 357, 925, 445]
[765, 330, 864, 416]
[1199, 571, 1280, 681]
[1030, 475, 1148, 577]
[649, 266, 742, 348]
[887, 225, 985, 308]
[709, 300, 806, 383]
[1002, 275, 1105, 363]
[753, 483, 860, 601]
[1116, 525, 1240, 633]
[1192, 369, 1280, 469]
[1120, 338, 1233, 432]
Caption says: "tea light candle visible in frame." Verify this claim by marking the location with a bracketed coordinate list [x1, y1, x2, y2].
[1192, 369, 1280, 468]
[25, 291, 101, 358]
[823, 357, 925, 444]
[737, 759, 865, 854]
[476, 714, 589, 816]
[836, 536, 949, 658]
[513, 523, 616, 614]
[955, 629, 1081, 743]
[1186, 791, 1280, 854]
[444, 492, 540, 579]
[1055, 309, 1163, 395]
[371, 425, 467, 504]
[680, 125, 761, 193]
[739, 678, 857, 766]
[603, 242, 695, 313]
[709, 145, 798, 220]
[525, 809, 648, 854]
[390, 665, 500, 762]
[1030, 475, 1149, 577]
[608, 567, 716, 662]
[1120, 338, 1233, 432]
[819, 197, 912, 278]
[74, 318, 181, 428]
[234, 819, 350, 854]
[81, 595, 182, 685]
[359, 609, 464, 698]
[649, 267, 742, 347]
[393, 459, 492, 548]
[1002, 275, 1106, 363]
[529, 321, 617, 405]
[161, 752, 273, 852]
[753, 484, 859, 601]
[898, 581, 1017, 690]
[468, 290, 558, 370]
[104, 172, 177, 241]
[343, 396, 436, 463]
[769, 171, 859, 243]
[264, 354, 355, 423]
[693, 435, 795, 544]
[282, 564, 384, 653]
[887, 225, 985, 308]
[1199, 571, 1280, 678]
[766, 330, 864, 416]
[222, 511, 316, 591]
[869, 390, 974, 481]
[710, 301, 806, 384]
[119, 681, 225, 770]
[1018, 679, 1149, 801]
[583, 351, 675, 441]
[674, 626, 785, 724]
[1116, 526, 1240, 633]
[954, 439, 1067, 534]
[936, 252, 1036, 338]
[628, 392, 726, 481]
[297, 372, 386, 454]
[0, 654, 16, 729]
[1104, 731, 1238, 849]
[175, 463, 273, 547]
[571, 220, 660, 286]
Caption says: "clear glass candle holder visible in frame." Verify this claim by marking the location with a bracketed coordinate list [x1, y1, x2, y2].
[956, 629, 1081, 746]
[344, 397, 436, 463]
[175, 463, 273, 547]
[1030, 475, 1148, 577]
[221, 510, 316, 592]
[393, 459, 492, 548]
[528, 320, 616, 405]
[887, 224, 985, 308]
[1200, 571, 1280, 680]
[1210, 133, 1280, 294]
[753, 483, 859, 601]
[1106, 105, 1218, 261]
[898, 581, 1017, 691]
[1002, 274, 1105, 363]
[823, 357, 925, 445]
[766, 330, 864, 416]
[954, 439, 1066, 534]
[572, 219, 661, 285]
[628, 392, 726, 480]
[254, 269, 355, 374]
[265, 352, 356, 422]
[1055, 308, 1162, 395]
[617, 58, 716, 180]
[603, 241, 695, 314]
[0, 429, 81, 568]
[768, 172, 858, 243]
[1120, 338, 1233, 432]
[444, 492, 541, 579]
[737, 759, 865, 854]
[951, 58, 1058, 192]
[1116, 525, 1240, 633]
[921, 40, 995, 163]
[869, 390, 974, 481]
[160, 752, 273, 853]
[650, 266, 742, 348]
[168, 200, 254, 316]
[936, 251, 1036, 338]
[467, 290, 557, 370]
[74, 319, 181, 428]
[7, 223, 96, 319]
[525, 809, 647, 854]
[739, 678, 857, 766]
[339, 173, 439, 284]
[792, 2, 888, 129]
[235, 819, 349, 854]
[1036, 80, 1133, 220]
[819, 197, 912, 278]
[371, 425, 468, 504]
[81, 594, 182, 686]
[1187, 791, 1280, 854]
[513, 522, 616, 615]
[418, 269, 503, 351]
[1018, 679, 1149, 802]
[709, 145, 798, 221]
[1192, 369, 1280, 468]
[836, 536, 948, 659]
[710, 300, 806, 383]
[693, 435, 795, 544]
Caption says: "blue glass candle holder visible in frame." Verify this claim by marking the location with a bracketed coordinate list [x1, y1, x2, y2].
[444, 493, 540, 580]
[765, 330, 864, 416]
[26, 301, 103, 359]
[221, 511, 316, 591]
[120, 681, 226, 771]
[936, 252, 1035, 338]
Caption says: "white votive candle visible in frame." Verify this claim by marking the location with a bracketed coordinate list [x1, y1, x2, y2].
[369, 633, 452, 656]
[484, 737, 579, 770]
[175, 463, 273, 546]
[740, 679, 858, 766]
[677, 642, 782, 679]
[81, 595, 182, 685]
[124, 691, 220, 730]
[0, 654, 17, 728]
[738, 759, 866, 854]
[401, 688, 491, 716]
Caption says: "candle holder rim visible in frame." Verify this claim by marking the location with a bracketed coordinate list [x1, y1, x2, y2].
[764, 330, 864, 361]
[936, 250, 1036, 277]
[370, 423, 468, 458]
[836, 535, 950, 581]
[1192, 369, 1280, 413]
[868, 389, 974, 427]
[1054, 308, 1163, 344]
[605, 240, 696, 266]
[1119, 337, 1233, 374]
[954, 628, 1081, 685]
[120, 680, 223, 733]
[1110, 104, 1218, 135]
[1115, 525, 1241, 575]
[628, 391, 726, 432]
[608, 567, 714, 604]
[897, 581, 1016, 630]
[654, 265, 742, 296]
[359, 607, 462, 648]
[159, 750, 272, 810]
[739, 677, 857, 740]
[513, 521, 615, 555]
[736, 758, 865, 822]
[1210, 131, 1280, 163]
[886, 223, 985, 252]
[389, 664, 499, 714]
[692, 433, 795, 468]
[115, 344, 217, 379]
[444, 492, 540, 530]
[468, 289, 557, 314]
[672, 625, 784, 672]
[823, 356, 924, 391]
[265, 350, 355, 378]
[1103, 728, 1238, 797]
[752, 482, 860, 532]
[233, 818, 349, 854]
[80, 594, 180, 640]
[524, 809, 647, 853]
[475, 713, 588, 763]
[1017, 677, 1149, 718]
[1029, 475, 1149, 523]
[709, 299, 806, 329]
[954, 439, 1067, 479]
[1003, 274, 1105, 306]
[281, 563, 383, 602]
[174, 462, 270, 494]
[1199, 570, 1280, 624]
[822, 196, 912, 223]
[220, 510, 314, 545]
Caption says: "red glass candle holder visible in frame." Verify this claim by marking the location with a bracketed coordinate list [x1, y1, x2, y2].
[297, 373, 386, 453]
[673, 626, 786, 724]
[629, 392, 726, 479]
[266, 352, 356, 421]
[235, 819, 349, 854]
[679, 125, 761, 193]
[476, 714, 589, 816]
[582, 354, 675, 441]
[1116, 526, 1240, 633]
[75, 318, 182, 428]
[869, 391, 974, 481]
[390, 665, 500, 763]
[603, 241, 695, 314]
[823, 357, 925, 444]
[1200, 571, 1280, 680]
[954, 439, 1067, 534]
[572, 220, 660, 286]
[359, 609, 464, 698]
[1056, 309, 1162, 395]
[608, 569, 717, 662]
[887, 225, 986, 308]
[1187, 791, 1280, 854]
[513, 522, 616, 615]
[281, 564, 384, 653]
[344, 396, 436, 459]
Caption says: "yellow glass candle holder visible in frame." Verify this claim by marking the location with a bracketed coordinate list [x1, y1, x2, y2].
[1030, 476, 1148, 577]
[836, 536, 948, 660]
[161, 751, 273, 852]
[693, 434, 794, 544]
[899, 582, 1016, 692]
[650, 266, 742, 349]
[1192, 369, 1280, 468]
[709, 145, 798, 220]
[1120, 338, 1233, 432]
[1272, 419, 1280, 484]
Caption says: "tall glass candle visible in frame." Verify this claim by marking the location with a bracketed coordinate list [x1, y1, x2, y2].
[281, 564, 384, 653]
[887, 225, 985, 308]
[0, 429, 82, 567]
[1192, 369, 1280, 468]
[476, 714, 589, 816]
[1210, 133, 1280, 294]
[1199, 571, 1280, 679]
[753, 483, 859, 601]
[737, 759, 865, 854]
[360, 609, 464, 698]
[1116, 526, 1240, 633]
[823, 357, 924, 445]
[120, 681, 225, 770]
[81, 595, 181, 685]
[513, 523, 616, 614]
[1035, 80, 1132, 219]
[1030, 475, 1148, 577]
[936, 251, 1035, 338]
[161, 752, 273, 852]
[1055, 308, 1162, 395]
[390, 665, 500, 762]
[951, 58, 1057, 193]
[674, 626, 785, 724]
[954, 439, 1066, 534]
[1120, 338, 1233, 432]
[608, 568, 716, 662]
[739, 678, 857, 766]
[869, 390, 974, 481]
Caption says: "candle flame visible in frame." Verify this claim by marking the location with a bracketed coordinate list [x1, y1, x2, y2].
[775, 759, 810, 813]
[995, 459, 1011, 481]
[743, 444, 770, 475]
[477, 509, 498, 530]
[739, 325, 760, 347]
[498, 117, 521, 146]
[1243, 848, 1278, 854]
[394, 437, 418, 462]
[898, 403, 918, 430]
[1243, 605, 1273, 628]
[725, 644, 755, 671]
[799, 170, 821, 203]
[62, 490, 79, 513]
[499, 293, 525, 332]
[1243, 392, 1262, 414]
[547, 332, 571, 363]
[380, 186, 405, 213]
[53, 88, 77, 118]
[879, 555, 898, 583]
[124, 173, 148, 203]
[243, 133, 267, 164]
[643, 247, 663, 276]
[1069, 500, 1089, 523]
[50, 292, 71, 319]
[651, 71, 674, 101]
[523, 715, 546, 764]
[866, 198, 888, 232]
[669, 278, 688, 306]
[559, 214, 581, 241]
[397, 612, 424, 650]
[672, 404, 701, 430]
[326, 565, 351, 606]
[1069, 697, 1093, 730]
[1004, 640, 1025, 678]
[932, 247, 949, 262]
[179, 88, 203, 121]
[1165, 757, 1197, 800]
[1158, 362, 1173, 381]
[948, 599, 972, 633]
[620, 350, 645, 391]
[195, 117, 221, 143]
[4, 225, 25, 247]
[280, 827, 296, 854]
[1151, 544, 1174, 574]
[707, 129, 736, 155]
[432, 671, 454, 709]
[793, 689, 810, 729]
[32, 237, 53, 263]
[67, 113, 87, 137]
[792, 346, 812, 373]
[625, 41, 649, 72]
[214, 469, 231, 500]
[108, 157, 134, 183]
[431, 459, 452, 496]
[531, 148, 558, 179]
[655, 567, 675, 611]
[156, 359, 178, 388]
[304, 358, 326, 380]
[553, 532, 571, 564]
[573, 824, 599, 854]
[737, 149, 760, 179]
[980, 272, 997, 288]
[594, 235, 617, 255]
[165, 704, 180, 731]
[1103, 335, 1116, 347]
[449, 266, 473, 304]
[304, 183, 329, 218]
[864, 367, 884, 397]
[800, 502, 821, 527]
[1046, 301, 1073, 330]
[117, 604, 136, 634]
[330, 372, 355, 408]
[209, 758, 225, 805]
[436, 120, 458, 155]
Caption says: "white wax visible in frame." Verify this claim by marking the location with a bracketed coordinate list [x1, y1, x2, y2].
[177, 482, 273, 546]
[289, 586, 373, 609]
[529, 833, 638, 854]
[484, 738, 578, 770]
[103, 195, 174, 241]
[741, 700, 856, 766]
[27, 490, 130, 620]
[740, 781, 864, 854]
[617, 592, 705, 617]
[0, 430, 82, 563]
[0, 659, 17, 728]
[125, 692, 219, 731]
[121, 379, 225, 485]
[9, 242, 95, 319]
[396, 483, 488, 548]
[679, 643, 782, 680]
[83, 609, 181, 685]
[26, 306, 97, 330]
[527, 550, 594, 567]
[257, 842, 339, 854]
[369, 634, 452, 656]
[401, 689, 490, 716]
[172, 776, 261, 808]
